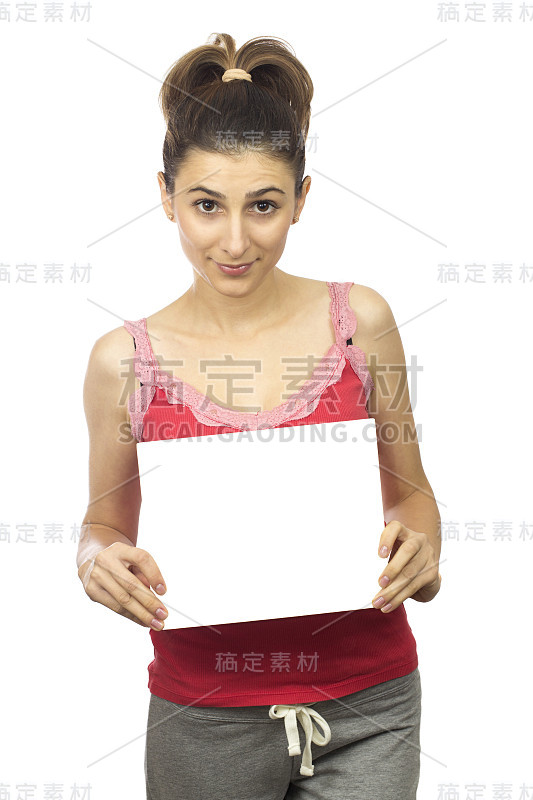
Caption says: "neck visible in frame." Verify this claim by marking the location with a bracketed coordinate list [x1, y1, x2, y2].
[181, 266, 296, 340]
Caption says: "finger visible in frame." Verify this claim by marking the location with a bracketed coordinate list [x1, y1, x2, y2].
[376, 535, 423, 590]
[97, 566, 167, 630]
[96, 544, 168, 609]
[379, 571, 431, 613]
[377, 520, 404, 559]
[106, 556, 168, 613]
[118, 545, 167, 596]
[128, 563, 151, 589]
[91, 560, 168, 630]
[381, 550, 440, 596]
[86, 580, 150, 627]
[372, 555, 434, 612]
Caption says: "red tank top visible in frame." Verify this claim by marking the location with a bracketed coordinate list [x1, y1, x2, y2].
[123, 280, 418, 707]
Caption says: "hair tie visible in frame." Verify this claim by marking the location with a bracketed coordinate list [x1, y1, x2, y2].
[221, 68, 252, 83]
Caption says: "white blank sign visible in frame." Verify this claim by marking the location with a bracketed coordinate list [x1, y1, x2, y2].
[136, 417, 385, 629]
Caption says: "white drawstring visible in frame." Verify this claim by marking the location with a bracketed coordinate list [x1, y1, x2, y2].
[268, 703, 332, 777]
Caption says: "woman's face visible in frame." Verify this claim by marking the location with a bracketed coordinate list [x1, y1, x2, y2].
[158, 149, 310, 294]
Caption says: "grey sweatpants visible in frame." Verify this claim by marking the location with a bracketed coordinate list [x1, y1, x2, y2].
[145, 666, 422, 799]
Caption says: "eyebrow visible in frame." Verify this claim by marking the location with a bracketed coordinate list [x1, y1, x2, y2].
[185, 185, 287, 200]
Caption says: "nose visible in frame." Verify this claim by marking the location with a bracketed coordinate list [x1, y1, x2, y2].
[218, 216, 252, 257]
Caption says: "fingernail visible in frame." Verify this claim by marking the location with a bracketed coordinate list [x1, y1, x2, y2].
[382, 603, 393, 613]
[379, 546, 388, 557]
[155, 608, 167, 620]
[373, 596, 386, 608]
[379, 576, 390, 588]
[151, 619, 163, 629]
[156, 584, 166, 594]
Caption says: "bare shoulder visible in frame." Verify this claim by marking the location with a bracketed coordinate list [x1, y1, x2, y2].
[292, 276, 394, 341]
[347, 283, 407, 398]
[84, 323, 138, 426]
[348, 282, 394, 335]
[86, 323, 137, 382]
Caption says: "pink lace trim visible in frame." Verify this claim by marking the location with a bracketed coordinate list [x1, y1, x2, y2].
[330, 281, 375, 401]
[123, 281, 375, 441]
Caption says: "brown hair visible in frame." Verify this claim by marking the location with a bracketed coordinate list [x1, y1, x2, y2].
[158, 33, 314, 203]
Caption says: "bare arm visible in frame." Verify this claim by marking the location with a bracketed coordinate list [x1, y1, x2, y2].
[350, 284, 442, 608]
[80, 327, 142, 545]
[78, 327, 168, 629]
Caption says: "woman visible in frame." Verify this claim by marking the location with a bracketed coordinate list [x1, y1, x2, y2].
[77, 32, 442, 799]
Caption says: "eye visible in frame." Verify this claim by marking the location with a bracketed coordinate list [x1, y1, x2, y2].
[192, 199, 279, 216]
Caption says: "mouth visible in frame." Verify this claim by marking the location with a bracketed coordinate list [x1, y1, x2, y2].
[215, 260, 255, 275]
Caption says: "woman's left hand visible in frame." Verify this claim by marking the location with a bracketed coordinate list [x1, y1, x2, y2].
[371, 520, 442, 613]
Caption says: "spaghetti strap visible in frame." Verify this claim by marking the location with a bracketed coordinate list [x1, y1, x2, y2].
[123, 318, 158, 387]
[327, 281, 375, 400]
[326, 281, 358, 347]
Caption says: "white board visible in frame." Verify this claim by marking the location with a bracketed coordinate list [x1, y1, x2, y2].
[136, 417, 385, 628]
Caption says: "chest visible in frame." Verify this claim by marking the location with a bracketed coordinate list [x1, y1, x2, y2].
[148, 317, 340, 415]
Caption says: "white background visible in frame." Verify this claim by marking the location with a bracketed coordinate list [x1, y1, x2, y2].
[1, 2, 531, 798]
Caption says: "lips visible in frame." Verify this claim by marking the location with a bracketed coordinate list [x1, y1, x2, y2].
[215, 260, 255, 275]
[216, 262, 253, 268]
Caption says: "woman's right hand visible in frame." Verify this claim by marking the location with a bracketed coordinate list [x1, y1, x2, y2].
[78, 542, 168, 630]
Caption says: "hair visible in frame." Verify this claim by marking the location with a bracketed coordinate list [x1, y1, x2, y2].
[158, 33, 314, 205]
